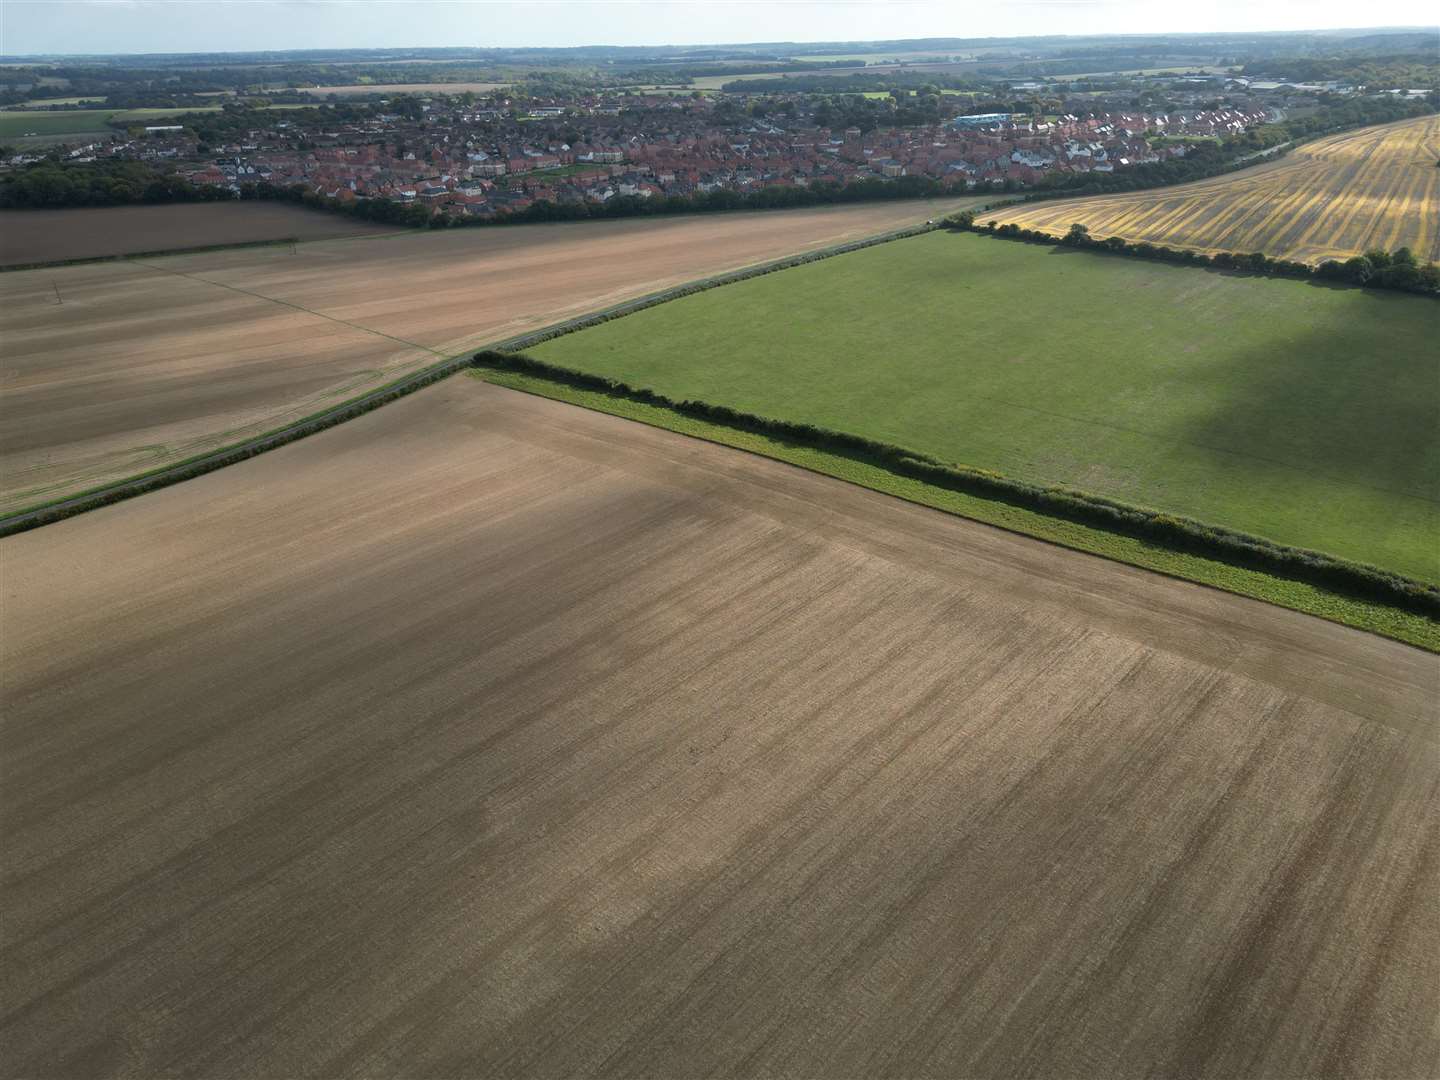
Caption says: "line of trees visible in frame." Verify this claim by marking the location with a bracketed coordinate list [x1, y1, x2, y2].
[493, 221, 936, 352]
[945, 211, 1440, 296]
[9, 97, 1434, 234]
[280, 173, 959, 228]
[0, 160, 237, 209]
[0, 153, 961, 219]
[472, 349, 1440, 618]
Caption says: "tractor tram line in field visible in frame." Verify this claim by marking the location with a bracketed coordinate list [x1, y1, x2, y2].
[129, 259, 451, 360]
[1301, 130, 1401, 258]
[3, 378, 1435, 1079]
[993, 115, 1440, 264]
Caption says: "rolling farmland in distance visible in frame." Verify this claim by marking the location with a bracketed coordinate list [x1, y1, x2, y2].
[989, 114, 1440, 264]
[0, 196, 985, 514]
[3, 378, 1434, 1079]
[528, 229, 1440, 581]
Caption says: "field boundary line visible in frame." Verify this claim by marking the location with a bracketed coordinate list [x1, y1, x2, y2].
[0, 227, 428, 273]
[0, 220, 944, 536]
[470, 356, 1440, 647]
[128, 258, 451, 358]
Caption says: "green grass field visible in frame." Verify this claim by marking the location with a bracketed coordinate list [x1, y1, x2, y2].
[475, 369, 1438, 650]
[0, 104, 316, 140]
[0, 107, 222, 139]
[528, 231, 1440, 582]
[0, 110, 120, 138]
[513, 163, 616, 180]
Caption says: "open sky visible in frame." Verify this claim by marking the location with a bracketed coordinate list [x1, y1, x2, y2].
[1, 1, 1436, 57]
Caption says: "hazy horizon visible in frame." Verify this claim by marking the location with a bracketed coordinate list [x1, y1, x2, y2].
[2, 1, 1436, 59]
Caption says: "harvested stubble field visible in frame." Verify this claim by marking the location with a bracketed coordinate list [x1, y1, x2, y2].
[990, 114, 1440, 264]
[2, 379, 1435, 1078]
[0, 203, 404, 266]
[0, 197, 980, 514]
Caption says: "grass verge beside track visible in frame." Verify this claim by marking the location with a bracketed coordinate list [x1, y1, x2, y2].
[472, 365, 1439, 651]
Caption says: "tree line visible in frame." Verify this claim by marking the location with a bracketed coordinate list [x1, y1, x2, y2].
[0, 153, 972, 223]
[0, 160, 236, 209]
[290, 173, 958, 229]
[473, 349, 1440, 619]
[944, 211, 1440, 297]
[7, 96, 1433, 235]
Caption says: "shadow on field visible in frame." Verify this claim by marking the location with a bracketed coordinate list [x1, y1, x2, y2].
[1023, 237, 1393, 294]
[1162, 295, 1439, 564]
[993, 237, 1437, 508]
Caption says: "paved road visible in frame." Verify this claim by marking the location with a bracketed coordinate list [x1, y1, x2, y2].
[2, 379, 1435, 1078]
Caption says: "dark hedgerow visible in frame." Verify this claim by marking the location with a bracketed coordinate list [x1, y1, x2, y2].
[495, 222, 943, 351]
[0, 356, 464, 537]
[472, 348, 1440, 619]
[944, 212, 1440, 297]
[0, 221, 939, 534]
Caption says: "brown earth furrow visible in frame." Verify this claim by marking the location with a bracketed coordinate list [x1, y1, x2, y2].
[1, 378, 1435, 1079]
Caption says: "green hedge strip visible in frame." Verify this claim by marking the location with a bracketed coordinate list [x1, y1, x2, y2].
[0, 357, 463, 537]
[0, 235, 306, 274]
[498, 221, 942, 352]
[472, 349, 1440, 618]
[0, 221, 938, 536]
[947, 212, 1440, 296]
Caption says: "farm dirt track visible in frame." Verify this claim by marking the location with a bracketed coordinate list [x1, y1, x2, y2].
[0, 203, 405, 266]
[0, 198, 980, 514]
[991, 114, 1440, 263]
[2, 378, 1435, 1079]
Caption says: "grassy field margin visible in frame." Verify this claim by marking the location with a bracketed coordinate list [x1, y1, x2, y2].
[472, 362, 1439, 651]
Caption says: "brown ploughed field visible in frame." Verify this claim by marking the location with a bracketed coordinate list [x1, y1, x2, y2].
[0, 198, 980, 514]
[3, 378, 1434, 1079]
[0, 203, 405, 267]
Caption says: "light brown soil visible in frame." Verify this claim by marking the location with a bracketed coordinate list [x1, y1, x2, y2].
[2, 379, 1435, 1079]
[0, 203, 404, 266]
[0, 198, 982, 514]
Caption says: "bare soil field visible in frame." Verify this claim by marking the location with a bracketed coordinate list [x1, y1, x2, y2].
[0, 203, 405, 266]
[0, 198, 980, 514]
[2, 379, 1435, 1079]
[298, 81, 508, 96]
[990, 115, 1440, 264]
